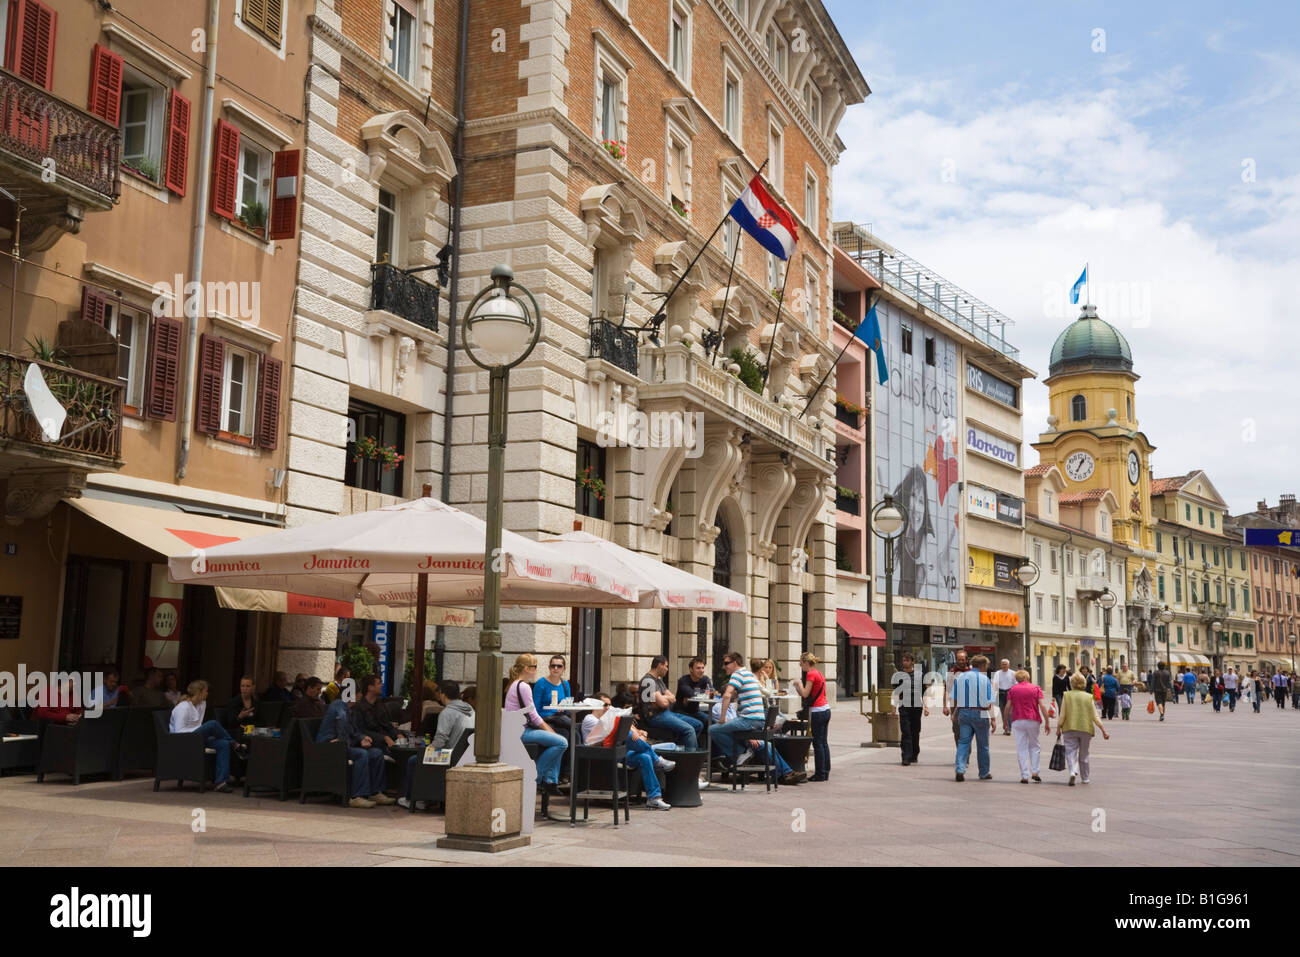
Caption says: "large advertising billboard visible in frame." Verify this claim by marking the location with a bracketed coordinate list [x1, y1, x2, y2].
[874, 303, 960, 603]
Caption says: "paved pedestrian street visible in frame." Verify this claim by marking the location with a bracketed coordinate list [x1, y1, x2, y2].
[2, 695, 1296, 868]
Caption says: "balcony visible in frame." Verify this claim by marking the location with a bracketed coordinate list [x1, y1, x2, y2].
[0, 69, 120, 252]
[589, 317, 639, 377]
[370, 262, 438, 331]
[834, 402, 861, 430]
[1, 351, 124, 523]
[835, 489, 861, 515]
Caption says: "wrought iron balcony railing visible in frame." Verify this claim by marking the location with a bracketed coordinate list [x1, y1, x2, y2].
[370, 261, 438, 331]
[0, 352, 122, 461]
[589, 317, 639, 376]
[0, 68, 120, 201]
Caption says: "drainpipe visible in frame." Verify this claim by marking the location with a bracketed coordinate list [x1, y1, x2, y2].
[434, 0, 470, 681]
[177, 0, 220, 480]
[1061, 531, 1073, 662]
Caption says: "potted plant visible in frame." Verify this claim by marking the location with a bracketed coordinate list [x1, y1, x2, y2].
[402, 648, 437, 696]
[834, 394, 866, 427]
[671, 198, 689, 218]
[353, 435, 405, 471]
[832, 306, 855, 331]
[835, 485, 862, 515]
[123, 157, 160, 183]
[576, 466, 606, 501]
[727, 347, 764, 394]
[238, 199, 268, 235]
[339, 643, 376, 684]
[602, 139, 626, 161]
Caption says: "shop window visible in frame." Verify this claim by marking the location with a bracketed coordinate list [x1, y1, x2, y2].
[345, 399, 406, 496]
[58, 558, 127, 672]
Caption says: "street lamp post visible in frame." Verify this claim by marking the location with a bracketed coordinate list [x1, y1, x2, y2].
[1015, 559, 1040, 678]
[1159, 605, 1174, 672]
[1096, 587, 1117, 671]
[1290, 632, 1297, 674]
[869, 494, 907, 744]
[1212, 618, 1224, 671]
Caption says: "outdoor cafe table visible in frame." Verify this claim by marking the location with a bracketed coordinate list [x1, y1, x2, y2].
[546, 701, 598, 825]
[388, 743, 423, 797]
[688, 695, 725, 788]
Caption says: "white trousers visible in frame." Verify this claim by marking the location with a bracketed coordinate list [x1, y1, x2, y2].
[1062, 730, 1092, 782]
[1012, 719, 1041, 777]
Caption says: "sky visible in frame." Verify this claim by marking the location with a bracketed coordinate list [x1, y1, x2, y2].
[824, 0, 1300, 516]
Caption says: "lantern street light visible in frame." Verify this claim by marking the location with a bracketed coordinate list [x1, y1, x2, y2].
[461, 264, 543, 766]
[1015, 559, 1040, 677]
[1212, 618, 1224, 671]
[1290, 630, 1297, 676]
[1096, 586, 1117, 671]
[1159, 605, 1174, 674]
[869, 494, 907, 740]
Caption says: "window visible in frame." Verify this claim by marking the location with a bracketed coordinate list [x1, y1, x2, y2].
[1242, 588, 1249, 611]
[1065, 550, 1074, 575]
[576, 439, 607, 520]
[1255, 586, 1261, 607]
[767, 253, 779, 291]
[1177, 626, 1183, 645]
[1174, 576, 1182, 602]
[804, 269, 819, 330]
[1213, 546, 1220, 565]
[1066, 599, 1074, 625]
[901, 324, 913, 356]
[1035, 595, 1043, 620]
[1044, 490, 1053, 514]
[669, 4, 690, 82]
[1245, 634, 1253, 649]
[1126, 395, 1132, 421]
[1232, 633, 1241, 648]
[666, 134, 690, 215]
[804, 171, 818, 230]
[1081, 603, 1087, 628]
[1049, 549, 1058, 574]
[120, 67, 165, 182]
[196, 334, 280, 448]
[1215, 582, 1222, 603]
[1171, 536, 1179, 557]
[1033, 542, 1042, 566]
[376, 188, 398, 264]
[1209, 512, 1215, 528]
[1158, 575, 1165, 600]
[1201, 543, 1207, 563]
[729, 0, 746, 18]
[1070, 394, 1086, 421]
[803, 82, 822, 128]
[768, 122, 784, 192]
[221, 345, 256, 437]
[593, 39, 629, 150]
[1202, 581, 1209, 603]
[1229, 585, 1236, 610]
[765, 27, 787, 80]
[1225, 546, 1231, 566]
[388, 0, 417, 82]
[600, 80, 619, 142]
[924, 336, 936, 366]
[345, 398, 406, 496]
[723, 71, 741, 139]
[103, 302, 149, 412]
[1197, 506, 1203, 525]
[1156, 531, 1162, 553]
[1252, 554, 1257, 569]
[1240, 552, 1246, 571]
[1051, 596, 1059, 622]
[239, 0, 284, 46]
[1185, 503, 1191, 521]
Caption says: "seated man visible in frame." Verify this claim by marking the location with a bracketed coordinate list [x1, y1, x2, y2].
[674, 656, 714, 727]
[639, 655, 702, 748]
[316, 697, 393, 808]
[87, 669, 128, 710]
[709, 696, 805, 785]
[532, 655, 573, 736]
[583, 692, 673, 810]
[34, 676, 85, 725]
[398, 680, 476, 810]
[292, 677, 328, 719]
[262, 671, 293, 703]
[352, 675, 398, 752]
[131, 669, 168, 709]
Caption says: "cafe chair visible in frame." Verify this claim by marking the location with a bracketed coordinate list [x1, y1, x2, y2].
[300, 721, 352, 805]
[728, 706, 780, 793]
[406, 727, 473, 811]
[118, 706, 170, 778]
[0, 707, 40, 777]
[253, 701, 287, 729]
[572, 714, 635, 827]
[244, 718, 309, 801]
[37, 708, 129, 785]
[152, 710, 220, 792]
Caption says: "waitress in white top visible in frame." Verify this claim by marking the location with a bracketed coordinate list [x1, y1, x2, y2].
[168, 679, 236, 792]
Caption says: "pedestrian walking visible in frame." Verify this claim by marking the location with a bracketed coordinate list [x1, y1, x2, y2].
[1210, 671, 1224, 712]
[1246, 671, 1263, 713]
[1291, 673, 1299, 710]
[1007, 669, 1051, 783]
[1223, 668, 1239, 712]
[1272, 671, 1287, 709]
[1149, 661, 1173, 721]
[951, 654, 997, 782]
[993, 659, 1017, 736]
[1181, 669, 1196, 704]
[1051, 665, 1069, 713]
[1100, 666, 1119, 720]
[1119, 690, 1132, 720]
[1118, 663, 1136, 702]
[890, 652, 930, 766]
[1056, 672, 1110, 785]
[1197, 673, 1209, 704]
[943, 650, 971, 747]
[792, 653, 831, 781]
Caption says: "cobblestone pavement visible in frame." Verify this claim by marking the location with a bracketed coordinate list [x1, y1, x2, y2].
[2, 694, 1297, 866]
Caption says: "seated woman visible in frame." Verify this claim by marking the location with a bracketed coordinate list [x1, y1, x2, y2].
[169, 679, 235, 793]
[503, 654, 567, 802]
[223, 675, 258, 772]
[752, 658, 788, 728]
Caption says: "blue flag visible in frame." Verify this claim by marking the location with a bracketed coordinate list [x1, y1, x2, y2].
[1070, 266, 1088, 305]
[853, 304, 888, 385]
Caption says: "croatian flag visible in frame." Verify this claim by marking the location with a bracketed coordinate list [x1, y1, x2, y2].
[728, 175, 798, 260]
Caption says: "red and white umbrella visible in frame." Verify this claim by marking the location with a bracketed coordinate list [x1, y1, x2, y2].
[537, 530, 748, 612]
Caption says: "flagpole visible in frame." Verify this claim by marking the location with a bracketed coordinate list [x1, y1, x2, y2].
[798, 329, 855, 419]
[706, 233, 742, 364]
[642, 158, 768, 335]
[1086, 261, 1090, 305]
[760, 255, 793, 393]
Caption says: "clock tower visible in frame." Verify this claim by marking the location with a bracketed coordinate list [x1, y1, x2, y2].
[1032, 304, 1157, 558]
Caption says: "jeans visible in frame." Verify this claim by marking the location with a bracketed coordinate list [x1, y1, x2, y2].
[1011, 719, 1042, 778]
[1185, 688, 1194, 704]
[1211, 691, 1222, 712]
[190, 720, 232, 785]
[810, 709, 831, 779]
[347, 746, 385, 799]
[624, 736, 662, 800]
[899, 706, 922, 763]
[955, 709, 990, 777]
[647, 711, 702, 749]
[1226, 689, 1238, 711]
[521, 727, 568, 784]
[708, 716, 764, 763]
[1062, 730, 1092, 781]
[1275, 688, 1286, 708]
[1252, 695, 1261, 713]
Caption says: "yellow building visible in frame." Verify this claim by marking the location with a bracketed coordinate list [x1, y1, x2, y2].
[1031, 305, 1162, 671]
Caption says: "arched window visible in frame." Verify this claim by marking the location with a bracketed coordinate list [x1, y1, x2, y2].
[1071, 394, 1086, 421]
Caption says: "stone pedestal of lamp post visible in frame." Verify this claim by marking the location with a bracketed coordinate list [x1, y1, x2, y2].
[439, 764, 529, 853]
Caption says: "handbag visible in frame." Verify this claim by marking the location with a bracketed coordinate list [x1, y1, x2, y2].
[1146, 699, 1155, 714]
[1048, 740, 1067, 772]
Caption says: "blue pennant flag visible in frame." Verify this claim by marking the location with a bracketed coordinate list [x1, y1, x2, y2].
[1070, 266, 1088, 305]
[853, 304, 889, 385]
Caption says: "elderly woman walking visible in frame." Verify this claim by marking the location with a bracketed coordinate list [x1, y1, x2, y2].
[1056, 672, 1109, 785]
[1007, 670, 1052, 783]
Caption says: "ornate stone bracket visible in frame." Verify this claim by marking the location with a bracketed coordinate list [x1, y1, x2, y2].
[4, 470, 87, 525]
[691, 425, 744, 543]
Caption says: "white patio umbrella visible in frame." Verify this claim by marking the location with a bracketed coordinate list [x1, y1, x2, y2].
[537, 530, 748, 612]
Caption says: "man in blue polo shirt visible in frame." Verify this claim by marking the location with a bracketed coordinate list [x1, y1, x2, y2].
[951, 653, 997, 782]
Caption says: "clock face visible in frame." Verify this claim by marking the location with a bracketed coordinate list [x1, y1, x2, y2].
[1128, 450, 1140, 485]
[1065, 451, 1095, 482]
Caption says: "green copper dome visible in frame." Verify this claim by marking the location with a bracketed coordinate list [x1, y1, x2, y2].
[1049, 304, 1133, 376]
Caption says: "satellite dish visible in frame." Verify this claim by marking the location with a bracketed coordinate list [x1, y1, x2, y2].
[23, 362, 66, 442]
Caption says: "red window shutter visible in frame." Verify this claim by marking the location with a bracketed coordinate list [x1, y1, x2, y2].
[196, 334, 225, 435]
[163, 90, 191, 196]
[10, 0, 57, 89]
[255, 355, 282, 450]
[267, 149, 299, 240]
[87, 44, 123, 125]
[210, 120, 240, 220]
[80, 287, 109, 326]
[143, 317, 183, 421]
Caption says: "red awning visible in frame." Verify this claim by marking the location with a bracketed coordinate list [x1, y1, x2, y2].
[837, 608, 886, 647]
